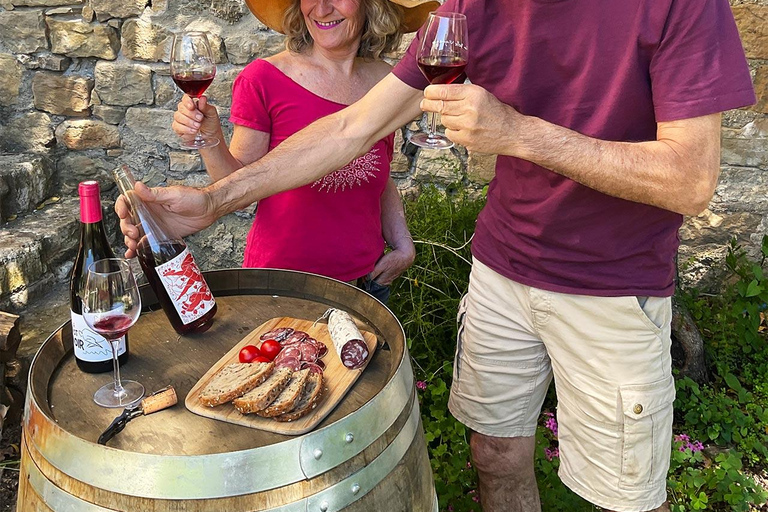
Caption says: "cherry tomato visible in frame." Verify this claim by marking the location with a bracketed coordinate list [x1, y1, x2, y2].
[238, 345, 261, 363]
[259, 339, 282, 361]
[251, 355, 271, 363]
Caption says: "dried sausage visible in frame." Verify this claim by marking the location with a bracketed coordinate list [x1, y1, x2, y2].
[260, 327, 294, 342]
[327, 309, 369, 370]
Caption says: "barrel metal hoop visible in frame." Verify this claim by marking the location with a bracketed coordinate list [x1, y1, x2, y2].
[306, 390, 421, 512]
[26, 349, 415, 499]
[26, 453, 116, 512]
[299, 355, 414, 478]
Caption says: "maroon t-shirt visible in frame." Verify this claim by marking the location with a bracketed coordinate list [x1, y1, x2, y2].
[393, 0, 755, 296]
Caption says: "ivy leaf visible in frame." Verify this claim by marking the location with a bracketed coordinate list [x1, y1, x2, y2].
[745, 280, 761, 297]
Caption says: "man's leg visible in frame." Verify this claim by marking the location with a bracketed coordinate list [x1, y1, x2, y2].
[471, 432, 540, 512]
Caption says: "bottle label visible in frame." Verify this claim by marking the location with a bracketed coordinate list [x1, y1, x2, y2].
[156, 247, 216, 325]
[71, 312, 127, 361]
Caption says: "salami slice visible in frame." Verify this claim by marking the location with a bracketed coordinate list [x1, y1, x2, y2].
[260, 327, 294, 342]
[327, 309, 369, 370]
[299, 342, 319, 363]
[275, 356, 302, 372]
[301, 362, 324, 375]
[315, 359, 326, 370]
[275, 345, 302, 362]
[283, 331, 309, 346]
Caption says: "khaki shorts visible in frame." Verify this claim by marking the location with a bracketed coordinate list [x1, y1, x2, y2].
[448, 259, 675, 512]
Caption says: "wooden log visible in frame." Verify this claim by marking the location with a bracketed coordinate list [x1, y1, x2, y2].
[0, 311, 21, 362]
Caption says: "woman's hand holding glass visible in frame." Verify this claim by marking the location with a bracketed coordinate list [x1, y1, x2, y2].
[172, 94, 221, 147]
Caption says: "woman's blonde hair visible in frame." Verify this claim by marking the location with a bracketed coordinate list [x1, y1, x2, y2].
[283, 0, 404, 59]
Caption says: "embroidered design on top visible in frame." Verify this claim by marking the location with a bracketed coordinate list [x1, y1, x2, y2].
[312, 148, 381, 192]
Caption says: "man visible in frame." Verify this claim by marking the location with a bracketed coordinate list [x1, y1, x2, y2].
[118, 0, 755, 510]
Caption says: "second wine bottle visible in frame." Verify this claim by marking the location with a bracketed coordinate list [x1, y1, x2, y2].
[112, 166, 217, 335]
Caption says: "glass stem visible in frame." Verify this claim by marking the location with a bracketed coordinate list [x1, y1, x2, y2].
[110, 340, 126, 398]
[428, 112, 439, 139]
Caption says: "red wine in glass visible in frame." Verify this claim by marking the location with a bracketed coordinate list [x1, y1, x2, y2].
[417, 56, 467, 85]
[172, 71, 215, 98]
[170, 31, 219, 149]
[410, 12, 469, 150]
[92, 314, 136, 340]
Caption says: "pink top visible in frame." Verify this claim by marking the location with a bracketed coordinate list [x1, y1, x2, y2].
[230, 60, 394, 281]
[394, 0, 755, 296]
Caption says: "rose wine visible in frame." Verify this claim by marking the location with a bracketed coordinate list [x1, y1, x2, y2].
[70, 181, 129, 373]
[92, 314, 135, 340]
[172, 71, 215, 98]
[417, 56, 467, 84]
[113, 166, 217, 335]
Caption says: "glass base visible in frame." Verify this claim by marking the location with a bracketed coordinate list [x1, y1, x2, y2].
[94, 380, 144, 408]
[409, 132, 454, 150]
[180, 136, 220, 150]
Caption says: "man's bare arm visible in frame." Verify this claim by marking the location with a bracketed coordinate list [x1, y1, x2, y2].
[427, 83, 722, 216]
[207, 74, 424, 217]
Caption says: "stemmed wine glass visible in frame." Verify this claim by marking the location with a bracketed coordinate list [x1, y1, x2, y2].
[82, 258, 145, 408]
[170, 31, 220, 149]
[410, 12, 469, 150]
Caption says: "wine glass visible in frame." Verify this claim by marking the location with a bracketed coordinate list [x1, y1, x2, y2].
[410, 12, 469, 150]
[82, 258, 145, 408]
[170, 31, 220, 149]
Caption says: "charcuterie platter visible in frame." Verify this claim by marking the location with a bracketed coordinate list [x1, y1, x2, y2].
[185, 315, 377, 435]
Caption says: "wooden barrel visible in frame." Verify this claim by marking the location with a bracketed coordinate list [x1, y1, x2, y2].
[18, 269, 436, 511]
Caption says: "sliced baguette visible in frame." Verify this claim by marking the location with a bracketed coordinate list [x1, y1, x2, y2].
[256, 368, 311, 418]
[233, 367, 293, 414]
[274, 371, 324, 422]
[199, 362, 274, 407]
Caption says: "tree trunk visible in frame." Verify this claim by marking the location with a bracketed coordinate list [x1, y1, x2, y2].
[671, 295, 710, 384]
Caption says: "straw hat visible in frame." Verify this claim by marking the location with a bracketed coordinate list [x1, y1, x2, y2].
[244, 0, 440, 34]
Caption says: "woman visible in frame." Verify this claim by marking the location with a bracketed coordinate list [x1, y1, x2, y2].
[172, 0, 437, 302]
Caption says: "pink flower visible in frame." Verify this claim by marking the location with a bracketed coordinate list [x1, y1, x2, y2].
[416, 380, 427, 391]
[545, 447, 560, 461]
[674, 433, 704, 453]
[447, 506, 454, 512]
[466, 461, 472, 468]
[545, 416, 558, 437]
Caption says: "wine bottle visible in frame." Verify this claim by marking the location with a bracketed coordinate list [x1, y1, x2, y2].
[112, 166, 217, 334]
[70, 181, 129, 373]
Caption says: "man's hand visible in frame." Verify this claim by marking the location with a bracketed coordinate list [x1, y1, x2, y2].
[421, 83, 525, 154]
[115, 181, 218, 258]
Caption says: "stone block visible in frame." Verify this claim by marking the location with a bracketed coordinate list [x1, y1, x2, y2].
[55, 120, 121, 150]
[56, 153, 117, 194]
[210, 0, 247, 24]
[94, 61, 154, 107]
[225, 31, 285, 65]
[412, 150, 465, 185]
[0, 54, 23, 107]
[120, 18, 173, 62]
[47, 18, 119, 59]
[713, 166, 768, 212]
[0, 10, 47, 54]
[0, 231, 44, 310]
[0, 112, 54, 154]
[752, 61, 768, 114]
[30, 54, 71, 71]
[32, 72, 93, 116]
[169, 151, 203, 173]
[90, 0, 145, 20]
[93, 105, 126, 124]
[467, 151, 497, 184]
[0, 154, 55, 221]
[205, 67, 241, 107]
[124, 107, 178, 148]
[732, 4, 768, 59]
[153, 73, 180, 107]
[9, 0, 80, 6]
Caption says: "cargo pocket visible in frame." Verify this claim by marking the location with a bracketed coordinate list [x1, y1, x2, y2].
[453, 294, 469, 385]
[618, 376, 676, 489]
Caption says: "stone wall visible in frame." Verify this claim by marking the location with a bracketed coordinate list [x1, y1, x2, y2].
[0, 0, 766, 312]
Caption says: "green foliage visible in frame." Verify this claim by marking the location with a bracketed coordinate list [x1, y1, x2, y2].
[392, 187, 768, 511]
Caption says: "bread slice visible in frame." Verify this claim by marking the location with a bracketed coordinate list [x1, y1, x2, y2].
[233, 367, 293, 414]
[256, 368, 311, 418]
[275, 372, 324, 422]
[199, 362, 274, 407]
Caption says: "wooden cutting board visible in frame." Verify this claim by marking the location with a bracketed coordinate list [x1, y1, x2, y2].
[185, 316, 377, 435]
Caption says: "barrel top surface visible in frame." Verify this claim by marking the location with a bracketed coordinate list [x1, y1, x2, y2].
[33, 269, 405, 457]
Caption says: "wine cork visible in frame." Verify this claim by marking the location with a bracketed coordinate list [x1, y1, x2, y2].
[140, 386, 178, 415]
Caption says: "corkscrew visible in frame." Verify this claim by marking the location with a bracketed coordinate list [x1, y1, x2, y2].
[97, 385, 178, 445]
